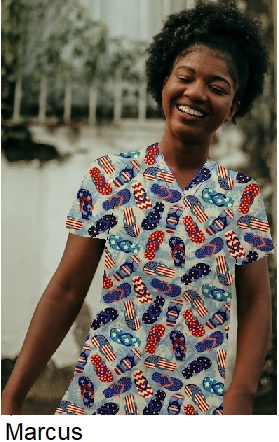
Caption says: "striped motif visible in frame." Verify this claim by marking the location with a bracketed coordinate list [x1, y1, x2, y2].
[132, 182, 152, 209]
[65, 218, 82, 230]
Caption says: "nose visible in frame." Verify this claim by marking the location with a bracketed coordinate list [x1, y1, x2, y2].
[183, 80, 207, 102]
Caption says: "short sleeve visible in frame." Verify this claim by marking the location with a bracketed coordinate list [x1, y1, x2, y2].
[65, 160, 114, 240]
[234, 181, 274, 265]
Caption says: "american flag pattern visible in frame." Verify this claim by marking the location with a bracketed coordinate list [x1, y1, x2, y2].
[57, 143, 273, 414]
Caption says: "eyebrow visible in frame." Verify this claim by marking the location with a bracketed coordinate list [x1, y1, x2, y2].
[176, 65, 232, 89]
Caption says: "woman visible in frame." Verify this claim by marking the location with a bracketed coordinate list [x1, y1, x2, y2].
[2, 0, 274, 415]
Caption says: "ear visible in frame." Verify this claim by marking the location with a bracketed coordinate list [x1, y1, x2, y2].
[224, 101, 240, 122]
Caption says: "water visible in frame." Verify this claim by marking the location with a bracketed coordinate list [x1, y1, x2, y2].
[1, 121, 242, 371]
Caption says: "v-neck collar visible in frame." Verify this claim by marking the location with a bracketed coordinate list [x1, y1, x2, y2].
[154, 143, 216, 194]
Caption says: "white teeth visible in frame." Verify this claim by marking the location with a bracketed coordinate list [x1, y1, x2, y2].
[178, 105, 204, 117]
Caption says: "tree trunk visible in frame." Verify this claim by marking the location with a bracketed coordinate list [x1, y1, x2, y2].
[113, 67, 122, 125]
[63, 80, 72, 124]
[88, 79, 97, 125]
[138, 79, 146, 122]
[12, 75, 22, 122]
[38, 74, 47, 124]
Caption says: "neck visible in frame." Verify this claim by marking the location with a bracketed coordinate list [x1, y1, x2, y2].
[159, 131, 212, 172]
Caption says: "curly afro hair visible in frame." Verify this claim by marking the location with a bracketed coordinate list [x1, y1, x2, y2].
[146, 0, 269, 120]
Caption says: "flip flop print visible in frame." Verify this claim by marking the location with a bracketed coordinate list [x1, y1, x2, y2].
[165, 298, 183, 327]
[143, 390, 166, 415]
[133, 369, 153, 398]
[60, 145, 273, 415]
[181, 263, 211, 285]
[152, 372, 183, 391]
[132, 182, 152, 210]
[133, 276, 153, 303]
[183, 290, 208, 316]
[110, 328, 141, 348]
[184, 384, 209, 412]
[183, 310, 205, 337]
[77, 188, 93, 220]
[75, 344, 91, 374]
[124, 395, 138, 415]
[97, 155, 115, 175]
[113, 255, 140, 282]
[143, 166, 175, 184]
[239, 183, 259, 214]
[217, 164, 234, 190]
[103, 377, 132, 398]
[237, 215, 269, 232]
[195, 237, 223, 258]
[88, 214, 117, 237]
[94, 403, 119, 415]
[244, 233, 274, 252]
[113, 160, 140, 187]
[102, 271, 113, 289]
[202, 188, 234, 208]
[91, 335, 116, 362]
[195, 331, 224, 353]
[167, 393, 185, 415]
[144, 143, 159, 166]
[102, 282, 131, 304]
[115, 349, 141, 375]
[89, 166, 112, 195]
[123, 207, 140, 237]
[185, 166, 212, 189]
[216, 256, 233, 286]
[169, 236, 186, 267]
[183, 215, 205, 243]
[165, 204, 184, 233]
[91, 355, 114, 383]
[184, 195, 208, 222]
[142, 296, 165, 325]
[170, 330, 187, 361]
[141, 202, 165, 230]
[205, 209, 234, 236]
[143, 261, 175, 278]
[144, 230, 165, 260]
[151, 278, 181, 297]
[103, 189, 131, 210]
[91, 307, 118, 330]
[124, 300, 141, 330]
[182, 356, 212, 379]
[145, 324, 166, 354]
[78, 376, 95, 408]
[109, 235, 140, 254]
[206, 304, 230, 329]
[144, 355, 176, 372]
[150, 183, 182, 203]
[225, 230, 245, 259]
[202, 284, 232, 303]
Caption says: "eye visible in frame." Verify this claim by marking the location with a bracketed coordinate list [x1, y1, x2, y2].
[177, 76, 193, 83]
[210, 85, 227, 95]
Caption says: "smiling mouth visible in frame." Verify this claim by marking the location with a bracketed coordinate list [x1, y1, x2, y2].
[177, 105, 206, 118]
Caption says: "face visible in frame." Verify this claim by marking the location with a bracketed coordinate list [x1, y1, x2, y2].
[161, 45, 240, 144]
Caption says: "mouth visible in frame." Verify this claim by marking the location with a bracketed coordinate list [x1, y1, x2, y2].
[177, 105, 207, 118]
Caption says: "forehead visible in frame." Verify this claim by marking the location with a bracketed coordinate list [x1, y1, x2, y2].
[173, 45, 234, 80]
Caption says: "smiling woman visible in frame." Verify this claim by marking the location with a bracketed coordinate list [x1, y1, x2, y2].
[1, 0, 274, 417]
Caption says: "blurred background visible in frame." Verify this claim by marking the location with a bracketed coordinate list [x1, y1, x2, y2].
[1, 0, 276, 414]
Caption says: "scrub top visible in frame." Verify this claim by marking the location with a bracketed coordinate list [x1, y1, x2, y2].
[55, 142, 273, 415]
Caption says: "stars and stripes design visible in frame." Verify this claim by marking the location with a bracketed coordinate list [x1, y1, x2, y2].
[58, 143, 273, 415]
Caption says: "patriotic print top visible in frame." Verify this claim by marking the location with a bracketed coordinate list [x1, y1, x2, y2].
[56, 143, 273, 415]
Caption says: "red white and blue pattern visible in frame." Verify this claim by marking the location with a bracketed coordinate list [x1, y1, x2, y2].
[56, 143, 273, 415]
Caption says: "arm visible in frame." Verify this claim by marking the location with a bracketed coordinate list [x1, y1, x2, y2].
[223, 257, 272, 415]
[1, 233, 105, 415]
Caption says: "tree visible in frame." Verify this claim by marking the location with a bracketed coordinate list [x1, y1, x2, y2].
[1, 0, 31, 120]
[236, 0, 276, 413]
